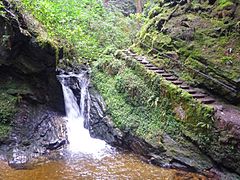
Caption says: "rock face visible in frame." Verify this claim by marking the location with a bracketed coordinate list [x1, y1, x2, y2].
[87, 81, 240, 179]
[7, 105, 67, 169]
[88, 87, 124, 146]
[132, 0, 240, 173]
[105, 0, 148, 16]
[0, 0, 64, 111]
[0, 0, 66, 167]
[105, 0, 137, 15]
[138, 0, 240, 104]
[86, 79, 214, 176]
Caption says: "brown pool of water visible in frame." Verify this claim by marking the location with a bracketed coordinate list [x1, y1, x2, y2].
[0, 147, 206, 180]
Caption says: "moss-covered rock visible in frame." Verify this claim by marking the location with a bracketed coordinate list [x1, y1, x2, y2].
[134, 0, 240, 104]
[92, 55, 218, 174]
[0, 0, 65, 138]
[0, 0, 64, 112]
[115, 49, 240, 175]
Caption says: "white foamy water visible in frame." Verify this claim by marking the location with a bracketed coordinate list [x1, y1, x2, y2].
[58, 73, 107, 155]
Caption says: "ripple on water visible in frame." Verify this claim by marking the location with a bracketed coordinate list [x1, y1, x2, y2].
[0, 148, 206, 180]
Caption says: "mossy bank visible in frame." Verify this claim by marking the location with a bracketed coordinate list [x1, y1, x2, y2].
[1, 0, 240, 178]
[135, 0, 240, 104]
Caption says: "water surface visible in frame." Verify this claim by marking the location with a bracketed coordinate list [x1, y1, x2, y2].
[0, 73, 206, 179]
[0, 148, 206, 180]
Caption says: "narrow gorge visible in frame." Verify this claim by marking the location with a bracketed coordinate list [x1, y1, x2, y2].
[0, 0, 240, 179]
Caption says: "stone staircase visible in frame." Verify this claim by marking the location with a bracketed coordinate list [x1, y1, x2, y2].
[123, 49, 215, 105]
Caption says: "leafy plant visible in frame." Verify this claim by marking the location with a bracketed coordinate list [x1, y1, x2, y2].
[217, 0, 234, 10]
[0, 1, 6, 16]
[0, 92, 17, 124]
[92, 57, 181, 142]
[20, 0, 138, 61]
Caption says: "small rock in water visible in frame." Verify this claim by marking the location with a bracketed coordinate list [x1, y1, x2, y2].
[45, 139, 66, 150]
[8, 149, 28, 169]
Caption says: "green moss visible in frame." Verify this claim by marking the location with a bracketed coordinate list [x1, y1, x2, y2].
[0, 78, 30, 137]
[221, 56, 234, 64]
[0, 91, 15, 137]
[0, 92, 17, 124]
[148, 6, 162, 18]
[95, 55, 126, 76]
[112, 50, 240, 172]
[115, 51, 215, 138]
[0, 1, 6, 16]
[217, 0, 234, 10]
[138, 19, 154, 39]
[184, 57, 203, 71]
[115, 69, 155, 106]
[92, 56, 182, 143]
[178, 71, 197, 86]
[0, 124, 11, 139]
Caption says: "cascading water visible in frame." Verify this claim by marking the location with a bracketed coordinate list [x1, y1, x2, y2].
[57, 72, 106, 154]
[0, 72, 207, 180]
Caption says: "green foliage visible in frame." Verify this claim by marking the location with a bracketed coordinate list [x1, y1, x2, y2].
[221, 56, 233, 64]
[0, 124, 11, 139]
[217, 0, 234, 10]
[20, 0, 137, 61]
[0, 1, 4, 9]
[0, 1, 6, 16]
[0, 92, 17, 124]
[115, 50, 215, 143]
[115, 69, 155, 106]
[92, 57, 181, 142]
[0, 79, 30, 136]
[98, 57, 126, 76]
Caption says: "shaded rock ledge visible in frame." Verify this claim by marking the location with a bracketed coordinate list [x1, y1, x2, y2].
[0, 0, 66, 168]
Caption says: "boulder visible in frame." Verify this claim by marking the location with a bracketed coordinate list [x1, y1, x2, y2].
[0, 0, 64, 112]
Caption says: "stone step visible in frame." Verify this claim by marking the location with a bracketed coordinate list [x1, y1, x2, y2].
[145, 64, 155, 67]
[192, 93, 205, 98]
[172, 80, 183, 85]
[129, 52, 137, 56]
[185, 89, 197, 94]
[161, 73, 172, 77]
[148, 67, 159, 70]
[199, 98, 215, 104]
[141, 61, 149, 64]
[127, 49, 134, 53]
[180, 85, 190, 89]
[135, 57, 142, 61]
[165, 76, 178, 81]
[125, 50, 133, 55]
[129, 52, 216, 106]
[154, 69, 165, 73]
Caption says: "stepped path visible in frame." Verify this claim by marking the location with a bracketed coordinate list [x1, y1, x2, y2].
[122, 49, 240, 128]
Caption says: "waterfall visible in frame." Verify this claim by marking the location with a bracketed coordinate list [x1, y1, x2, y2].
[57, 71, 106, 154]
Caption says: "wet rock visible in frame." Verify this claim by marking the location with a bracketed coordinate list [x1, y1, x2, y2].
[45, 139, 67, 150]
[88, 87, 124, 146]
[0, 0, 67, 168]
[178, 28, 195, 41]
[106, 0, 137, 16]
[0, 0, 64, 112]
[8, 149, 28, 169]
[5, 105, 67, 167]
[86, 83, 217, 174]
